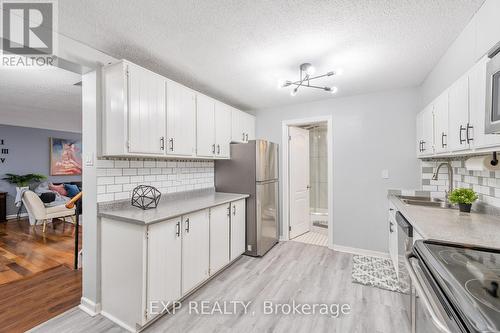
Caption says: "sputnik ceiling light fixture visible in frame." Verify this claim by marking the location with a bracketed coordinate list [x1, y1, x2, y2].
[278, 63, 337, 96]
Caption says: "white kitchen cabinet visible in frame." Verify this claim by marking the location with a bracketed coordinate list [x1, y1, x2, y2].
[166, 80, 197, 157]
[102, 61, 166, 156]
[448, 73, 470, 152]
[146, 218, 182, 321]
[230, 199, 246, 260]
[209, 204, 230, 274]
[182, 209, 210, 295]
[416, 106, 434, 157]
[433, 91, 449, 154]
[215, 102, 232, 158]
[196, 94, 216, 158]
[231, 108, 256, 143]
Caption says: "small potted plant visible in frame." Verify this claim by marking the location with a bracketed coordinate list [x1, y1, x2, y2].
[448, 188, 478, 213]
[1, 173, 47, 200]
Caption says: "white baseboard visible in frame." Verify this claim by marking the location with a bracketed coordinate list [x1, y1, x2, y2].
[332, 244, 389, 259]
[101, 310, 137, 333]
[79, 297, 101, 317]
[6, 212, 28, 220]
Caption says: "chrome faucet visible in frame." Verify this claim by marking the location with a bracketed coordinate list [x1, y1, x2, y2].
[432, 162, 453, 201]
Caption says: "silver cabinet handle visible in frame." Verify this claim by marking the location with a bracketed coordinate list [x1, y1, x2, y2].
[242, 132, 245, 141]
[212, 144, 216, 154]
[160, 137, 165, 150]
[217, 144, 220, 155]
[245, 133, 248, 141]
[405, 255, 451, 333]
[389, 221, 394, 233]
[232, 204, 236, 216]
[185, 218, 190, 233]
[169, 138, 174, 151]
[176, 221, 180, 237]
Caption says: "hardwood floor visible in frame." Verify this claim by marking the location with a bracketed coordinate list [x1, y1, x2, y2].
[0, 218, 82, 332]
[31, 242, 410, 333]
[0, 218, 80, 285]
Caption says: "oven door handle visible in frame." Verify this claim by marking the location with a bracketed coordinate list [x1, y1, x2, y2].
[405, 254, 452, 333]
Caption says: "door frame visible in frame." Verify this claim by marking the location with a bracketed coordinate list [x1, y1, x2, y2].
[282, 115, 333, 249]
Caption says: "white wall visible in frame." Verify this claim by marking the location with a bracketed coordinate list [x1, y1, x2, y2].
[420, 0, 500, 106]
[254, 87, 420, 253]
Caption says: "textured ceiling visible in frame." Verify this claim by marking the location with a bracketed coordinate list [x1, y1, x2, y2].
[0, 66, 82, 130]
[56, 0, 484, 110]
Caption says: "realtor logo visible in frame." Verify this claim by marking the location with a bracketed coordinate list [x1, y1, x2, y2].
[0, 0, 57, 67]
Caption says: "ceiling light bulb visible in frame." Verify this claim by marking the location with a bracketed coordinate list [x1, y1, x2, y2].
[291, 88, 298, 96]
[330, 87, 338, 94]
[277, 79, 285, 89]
[305, 65, 315, 76]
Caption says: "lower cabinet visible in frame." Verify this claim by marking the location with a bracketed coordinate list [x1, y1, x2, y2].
[230, 199, 246, 260]
[210, 204, 230, 274]
[388, 201, 398, 277]
[182, 210, 210, 295]
[147, 218, 182, 321]
[101, 199, 246, 332]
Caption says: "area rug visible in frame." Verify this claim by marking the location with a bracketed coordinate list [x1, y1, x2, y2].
[351, 255, 410, 294]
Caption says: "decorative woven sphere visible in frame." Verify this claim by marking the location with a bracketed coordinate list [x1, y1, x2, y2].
[131, 185, 161, 210]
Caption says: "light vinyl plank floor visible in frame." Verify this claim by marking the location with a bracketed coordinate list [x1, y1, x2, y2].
[30, 241, 410, 333]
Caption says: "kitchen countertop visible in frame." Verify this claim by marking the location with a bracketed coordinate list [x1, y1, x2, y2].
[98, 189, 249, 225]
[389, 194, 500, 249]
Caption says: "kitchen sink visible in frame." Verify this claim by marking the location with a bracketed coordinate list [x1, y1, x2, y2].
[396, 195, 451, 208]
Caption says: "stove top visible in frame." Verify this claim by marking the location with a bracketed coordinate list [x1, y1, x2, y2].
[414, 240, 500, 333]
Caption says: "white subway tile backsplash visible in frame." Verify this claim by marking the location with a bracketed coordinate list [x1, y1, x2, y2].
[96, 158, 215, 203]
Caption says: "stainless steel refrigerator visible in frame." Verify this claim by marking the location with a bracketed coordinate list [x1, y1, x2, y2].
[215, 140, 279, 257]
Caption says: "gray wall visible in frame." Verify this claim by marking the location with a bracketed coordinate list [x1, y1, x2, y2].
[254, 87, 420, 253]
[0, 124, 82, 216]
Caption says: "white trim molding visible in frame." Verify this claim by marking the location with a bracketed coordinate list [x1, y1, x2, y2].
[281, 115, 334, 249]
[79, 297, 102, 317]
[332, 244, 390, 259]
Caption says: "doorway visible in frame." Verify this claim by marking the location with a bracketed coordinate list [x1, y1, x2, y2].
[282, 116, 333, 248]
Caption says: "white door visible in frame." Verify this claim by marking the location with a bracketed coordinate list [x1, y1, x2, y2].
[127, 64, 166, 155]
[231, 108, 244, 143]
[182, 209, 210, 295]
[215, 102, 232, 158]
[433, 91, 449, 154]
[166, 81, 196, 156]
[147, 218, 181, 320]
[448, 74, 469, 152]
[289, 126, 310, 239]
[209, 204, 230, 274]
[230, 199, 246, 260]
[196, 94, 216, 157]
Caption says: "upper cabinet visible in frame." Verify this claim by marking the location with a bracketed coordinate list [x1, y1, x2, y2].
[474, 0, 500, 60]
[102, 60, 247, 159]
[166, 80, 196, 157]
[416, 56, 500, 158]
[231, 108, 256, 143]
[416, 105, 434, 157]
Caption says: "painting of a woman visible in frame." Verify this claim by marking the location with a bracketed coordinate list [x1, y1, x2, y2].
[50, 138, 82, 176]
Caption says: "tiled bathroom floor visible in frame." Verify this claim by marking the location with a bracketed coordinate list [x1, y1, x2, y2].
[291, 231, 328, 247]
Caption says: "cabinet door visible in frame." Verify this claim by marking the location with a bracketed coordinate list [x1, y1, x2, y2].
[230, 199, 246, 260]
[448, 74, 469, 152]
[147, 218, 182, 321]
[231, 108, 244, 143]
[468, 57, 500, 149]
[128, 64, 166, 155]
[182, 209, 210, 295]
[416, 111, 424, 156]
[166, 81, 196, 156]
[388, 215, 398, 277]
[209, 204, 230, 274]
[241, 112, 256, 141]
[215, 102, 232, 158]
[433, 91, 449, 154]
[421, 106, 434, 156]
[196, 94, 215, 158]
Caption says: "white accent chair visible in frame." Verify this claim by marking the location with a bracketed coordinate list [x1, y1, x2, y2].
[22, 191, 76, 233]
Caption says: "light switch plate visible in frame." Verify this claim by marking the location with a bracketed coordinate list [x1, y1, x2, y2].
[84, 153, 94, 166]
[382, 169, 389, 179]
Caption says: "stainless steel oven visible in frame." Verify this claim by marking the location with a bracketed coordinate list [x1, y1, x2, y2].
[485, 42, 500, 134]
